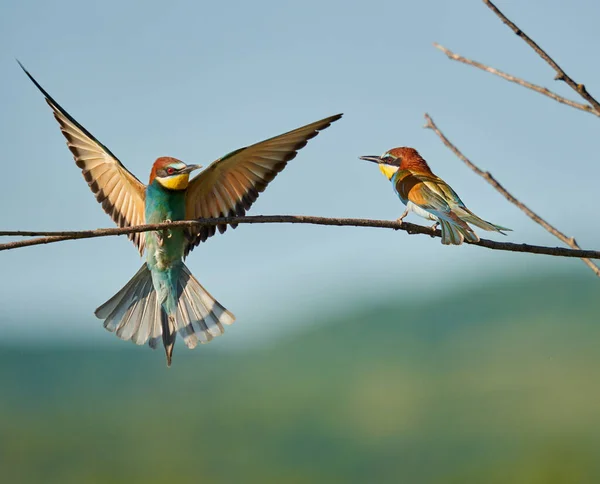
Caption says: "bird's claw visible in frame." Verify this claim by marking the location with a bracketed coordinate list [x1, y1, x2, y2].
[156, 220, 174, 247]
[396, 209, 409, 225]
[429, 222, 439, 238]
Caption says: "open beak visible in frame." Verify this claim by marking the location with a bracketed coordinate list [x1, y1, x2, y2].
[181, 164, 203, 174]
[359, 155, 382, 164]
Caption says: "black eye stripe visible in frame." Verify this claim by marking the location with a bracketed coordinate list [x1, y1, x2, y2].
[157, 167, 179, 177]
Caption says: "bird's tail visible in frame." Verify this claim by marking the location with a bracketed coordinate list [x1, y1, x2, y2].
[456, 207, 511, 234]
[439, 214, 480, 246]
[95, 263, 235, 366]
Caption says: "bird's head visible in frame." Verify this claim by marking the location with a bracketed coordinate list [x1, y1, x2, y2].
[360, 147, 427, 179]
[149, 157, 202, 190]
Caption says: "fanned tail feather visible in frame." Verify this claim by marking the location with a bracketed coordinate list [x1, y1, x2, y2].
[174, 265, 236, 349]
[439, 215, 479, 246]
[95, 263, 235, 365]
[95, 265, 157, 344]
[162, 314, 176, 367]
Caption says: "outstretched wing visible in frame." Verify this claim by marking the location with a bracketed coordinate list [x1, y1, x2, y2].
[184, 113, 342, 256]
[20, 62, 147, 255]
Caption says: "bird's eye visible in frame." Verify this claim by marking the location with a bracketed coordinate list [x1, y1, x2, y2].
[166, 167, 175, 175]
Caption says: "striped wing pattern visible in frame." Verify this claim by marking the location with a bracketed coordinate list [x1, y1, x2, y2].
[396, 170, 479, 244]
[20, 63, 147, 254]
[184, 113, 342, 255]
[396, 170, 460, 214]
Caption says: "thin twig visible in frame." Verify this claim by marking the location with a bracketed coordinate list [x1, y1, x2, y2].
[424, 114, 600, 276]
[1, 216, 599, 260]
[484, 0, 600, 112]
[434, 43, 598, 116]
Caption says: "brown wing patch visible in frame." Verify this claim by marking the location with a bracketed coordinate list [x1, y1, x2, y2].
[397, 171, 451, 213]
[184, 114, 342, 256]
[21, 63, 147, 254]
[395, 171, 421, 202]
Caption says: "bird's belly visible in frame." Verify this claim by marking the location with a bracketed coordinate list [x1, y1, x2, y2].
[145, 190, 187, 271]
[407, 201, 438, 221]
[146, 230, 185, 271]
[152, 242, 173, 272]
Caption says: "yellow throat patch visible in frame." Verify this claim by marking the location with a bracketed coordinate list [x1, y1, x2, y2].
[379, 164, 398, 180]
[156, 173, 190, 191]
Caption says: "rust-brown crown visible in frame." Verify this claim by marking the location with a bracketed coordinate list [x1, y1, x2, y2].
[361, 146, 433, 173]
[384, 147, 431, 171]
[149, 156, 184, 184]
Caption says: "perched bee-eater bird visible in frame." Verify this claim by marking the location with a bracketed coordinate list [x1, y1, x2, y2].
[20, 62, 342, 365]
[360, 147, 510, 245]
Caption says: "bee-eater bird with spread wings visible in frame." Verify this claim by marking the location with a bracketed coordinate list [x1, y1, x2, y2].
[360, 147, 510, 245]
[20, 63, 342, 366]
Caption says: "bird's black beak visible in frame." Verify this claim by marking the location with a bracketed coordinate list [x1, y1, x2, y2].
[359, 155, 382, 164]
[180, 164, 202, 174]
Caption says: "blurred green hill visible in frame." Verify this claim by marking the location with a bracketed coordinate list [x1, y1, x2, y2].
[1, 272, 599, 484]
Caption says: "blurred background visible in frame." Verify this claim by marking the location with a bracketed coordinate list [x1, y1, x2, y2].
[1, 0, 599, 482]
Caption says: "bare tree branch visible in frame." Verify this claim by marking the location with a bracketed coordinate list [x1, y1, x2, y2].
[483, 0, 600, 112]
[1, 215, 599, 260]
[424, 114, 600, 276]
[434, 43, 598, 116]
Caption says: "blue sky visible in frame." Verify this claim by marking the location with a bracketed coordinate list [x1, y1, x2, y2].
[1, 0, 598, 345]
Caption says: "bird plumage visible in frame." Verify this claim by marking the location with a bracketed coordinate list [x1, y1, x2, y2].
[361, 147, 510, 245]
[21, 61, 342, 365]
[183, 116, 342, 255]
[18, 61, 148, 254]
